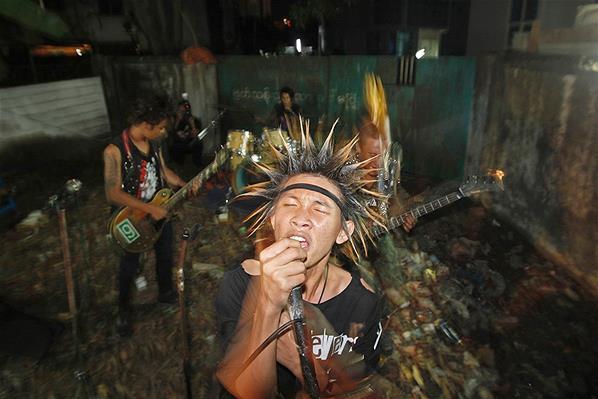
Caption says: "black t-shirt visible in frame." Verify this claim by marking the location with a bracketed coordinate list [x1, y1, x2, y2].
[271, 103, 302, 133]
[215, 265, 384, 397]
[173, 116, 202, 144]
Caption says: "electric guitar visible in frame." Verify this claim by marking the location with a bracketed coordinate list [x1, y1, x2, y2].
[373, 171, 504, 238]
[109, 148, 228, 253]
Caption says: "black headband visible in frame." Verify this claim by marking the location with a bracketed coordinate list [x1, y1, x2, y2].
[279, 183, 346, 217]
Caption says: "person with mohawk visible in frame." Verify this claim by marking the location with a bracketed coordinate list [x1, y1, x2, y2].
[216, 122, 387, 398]
[355, 73, 416, 232]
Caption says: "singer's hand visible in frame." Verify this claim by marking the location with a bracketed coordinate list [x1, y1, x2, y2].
[258, 238, 307, 311]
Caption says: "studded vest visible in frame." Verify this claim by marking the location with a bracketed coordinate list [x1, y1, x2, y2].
[112, 130, 165, 202]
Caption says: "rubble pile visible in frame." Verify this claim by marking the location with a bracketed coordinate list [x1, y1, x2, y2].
[0, 189, 251, 398]
[368, 202, 597, 398]
[362, 233, 499, 399]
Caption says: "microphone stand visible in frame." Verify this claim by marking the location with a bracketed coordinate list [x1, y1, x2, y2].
[195, 110, 226, 142]
[48, 179, 95, 398]
[48, 181, 83, 356]
[288, 286, 320, 398]
[57, 207, 79, 353]
[176, 224, 202, 399]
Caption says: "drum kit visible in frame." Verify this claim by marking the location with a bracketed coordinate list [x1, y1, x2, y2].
[225, 127, 299, 194]
[201, 105, 300, 194]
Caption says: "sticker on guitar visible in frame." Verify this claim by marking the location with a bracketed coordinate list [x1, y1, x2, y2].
[116, 219, 141, 244]
[108, 147, 229, 253]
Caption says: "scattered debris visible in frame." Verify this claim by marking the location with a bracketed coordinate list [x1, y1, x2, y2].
[1, 186, 596, 398]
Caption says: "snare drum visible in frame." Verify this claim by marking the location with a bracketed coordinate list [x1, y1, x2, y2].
[261, 128, 289, 150]
[226, 130, 254, 169]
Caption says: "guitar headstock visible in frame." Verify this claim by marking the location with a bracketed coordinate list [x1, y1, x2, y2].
[459, 169, 505, 197]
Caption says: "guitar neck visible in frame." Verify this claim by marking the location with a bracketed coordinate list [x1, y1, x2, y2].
[376, 191, 463, 237]
[164, 161, 219, 212]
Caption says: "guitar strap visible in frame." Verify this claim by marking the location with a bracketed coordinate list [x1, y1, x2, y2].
[154, 140, 166, 189]
[121, 130, 141, 199]
[122, 130, 133, 160]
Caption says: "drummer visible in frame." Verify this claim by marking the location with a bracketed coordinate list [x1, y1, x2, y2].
[268, 86, 302, 139]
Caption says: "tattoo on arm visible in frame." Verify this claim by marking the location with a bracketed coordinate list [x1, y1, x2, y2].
[104, 151, 120, 191]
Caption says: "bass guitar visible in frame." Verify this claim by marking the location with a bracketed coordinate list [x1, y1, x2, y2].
[109, 148, 228, 252]
[373, 171, 504, 238]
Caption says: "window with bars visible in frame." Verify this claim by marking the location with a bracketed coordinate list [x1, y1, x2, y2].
[397, 55, 416, 86]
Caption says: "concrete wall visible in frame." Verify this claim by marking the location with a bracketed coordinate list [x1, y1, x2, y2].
[467, 53, 598, 294]
[98, 56, 219, 154]
[0, 77, 110, 148]
[408, 57, 476, 179]
[217, 55, 475, 180]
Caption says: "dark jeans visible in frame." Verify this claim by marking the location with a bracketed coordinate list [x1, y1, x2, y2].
[118, 221, 174, 311]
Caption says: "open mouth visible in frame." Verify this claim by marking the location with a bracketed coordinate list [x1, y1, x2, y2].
[289, 235, 309, 250]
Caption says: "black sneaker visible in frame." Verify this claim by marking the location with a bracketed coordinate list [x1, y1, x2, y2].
[116, 310, 132, 338]
[157, 290, 178, 305]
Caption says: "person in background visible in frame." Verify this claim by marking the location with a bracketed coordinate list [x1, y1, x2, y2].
[169, 98, 203, 168]
[356, 73, 416, 233]
[269, 86, 302, 139]
[355, 119, 416, 233]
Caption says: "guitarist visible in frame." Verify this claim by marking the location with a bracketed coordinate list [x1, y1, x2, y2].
[103, 96, 195, 337]
[356, 118, 417, 234]
[169, 98, 203, 168]
[356, 74, 417, 234]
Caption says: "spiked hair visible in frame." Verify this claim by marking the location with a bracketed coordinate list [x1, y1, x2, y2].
[362, 73, 390, 146]
[240, 119, 387, 262]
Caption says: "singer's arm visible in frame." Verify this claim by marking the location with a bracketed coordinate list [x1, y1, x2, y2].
[217, 239, 307, 398]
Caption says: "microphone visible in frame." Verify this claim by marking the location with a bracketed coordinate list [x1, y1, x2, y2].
[46, 179, 83, 211]
[287, 286, 304, 324]
[287, 285, 320, 398]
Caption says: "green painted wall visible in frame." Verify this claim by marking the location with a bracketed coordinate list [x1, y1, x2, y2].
[217, 56, 475, 180]
[407, 57, 476, 179]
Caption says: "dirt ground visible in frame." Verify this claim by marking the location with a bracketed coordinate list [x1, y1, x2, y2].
[1, 166, 597, 398]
